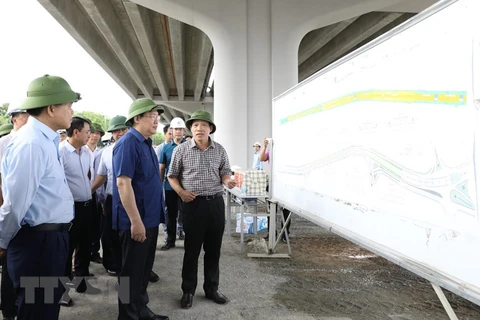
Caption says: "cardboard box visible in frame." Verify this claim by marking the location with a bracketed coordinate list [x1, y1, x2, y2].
[236, 213, 268, 234]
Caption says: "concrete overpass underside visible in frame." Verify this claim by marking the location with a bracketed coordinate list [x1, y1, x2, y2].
[38, 0, 436, 126]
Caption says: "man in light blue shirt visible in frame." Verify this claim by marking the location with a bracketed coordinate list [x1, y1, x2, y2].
[0, 74, 79, 320]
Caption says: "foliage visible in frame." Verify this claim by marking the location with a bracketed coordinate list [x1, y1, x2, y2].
[0, 106, 165, 145]
[74, 111, 110, 131]
[0, 103, 10, 125]
[151, 133, 165, 146]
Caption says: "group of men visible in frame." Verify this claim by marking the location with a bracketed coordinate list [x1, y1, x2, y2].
[0, 74, 237, 320]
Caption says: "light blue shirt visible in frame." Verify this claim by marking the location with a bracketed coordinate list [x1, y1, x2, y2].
[0, 117, 74, 249]
[59, 141, 92, 202]
[155, 141, 167, 162]
[97, 145, 114, 195]
[252, 152, 263, 170]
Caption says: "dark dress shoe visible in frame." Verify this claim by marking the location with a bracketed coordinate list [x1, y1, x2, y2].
[205, 290, 229, 304]
[140, 315, 169, 320]
[160, 242, 175, 251]
[75, 279, 101, 294]
[149, 271, 160, 283]
[59, 297, 74, 307]
[180, 293, 194, 309]
[178, 230, 185, 240]
[106, 269, 118, 276]
[90, 253, 103, 264]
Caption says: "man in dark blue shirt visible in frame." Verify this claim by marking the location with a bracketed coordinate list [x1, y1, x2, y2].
[112, 98, 168, 320]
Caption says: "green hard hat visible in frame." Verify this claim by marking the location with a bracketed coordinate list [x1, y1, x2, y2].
[72, 115, 92, 128]
[185, 110, 216, 134]
[21, 74, 81, 110]
[0, 124, 13, 137]
[91, 122, 105, 136]
[125, 98, 164, 126]
[107, 115, 129, 132]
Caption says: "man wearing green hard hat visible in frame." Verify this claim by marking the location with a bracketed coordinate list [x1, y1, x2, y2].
[112, 98, 169, 320]
[167, 110, 236, 309]
[91, 115, 128, 278]
[0, 124, 13, 138]
[0, 105, 30, 320]
[0, 74, 80, 319]
[86, 122, 106, 266]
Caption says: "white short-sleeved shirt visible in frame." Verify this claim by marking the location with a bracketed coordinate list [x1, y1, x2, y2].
[98, 145, 113, 195]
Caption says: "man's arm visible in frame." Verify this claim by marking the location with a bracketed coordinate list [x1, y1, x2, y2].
[91, 174, 107, 193]
[116, 176, 146, 242]
[259, 138, 269, 162]
[0, 143, 45, 250]
[160, 163, 166, 182]
[168, 176, 196, 202]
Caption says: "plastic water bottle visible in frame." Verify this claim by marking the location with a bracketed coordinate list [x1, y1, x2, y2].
[241, 182, 247, 195]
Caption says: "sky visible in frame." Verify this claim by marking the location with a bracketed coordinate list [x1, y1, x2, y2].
[0, 0, 133, 118]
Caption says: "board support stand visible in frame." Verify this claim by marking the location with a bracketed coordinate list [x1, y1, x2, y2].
[431, 282, 459, 320]
[247, 200, 291, 258]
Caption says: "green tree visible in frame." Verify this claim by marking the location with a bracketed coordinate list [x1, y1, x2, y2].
[151, 133, 165, 146]
[0, 103, 10, 125]
[74, 111, 110, 131]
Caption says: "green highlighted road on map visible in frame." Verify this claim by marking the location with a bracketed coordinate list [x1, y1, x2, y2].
[279, 90, 468, 125]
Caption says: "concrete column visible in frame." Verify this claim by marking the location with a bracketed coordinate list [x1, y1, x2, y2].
[129, 0, 405, 167]
[246, 0, 272, 168]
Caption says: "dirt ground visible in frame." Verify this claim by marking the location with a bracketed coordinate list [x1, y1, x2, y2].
[3, 206, 479, 319]
[248, 215, 480, 320]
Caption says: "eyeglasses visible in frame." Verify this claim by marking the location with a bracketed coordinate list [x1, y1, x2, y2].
[143, 114, 160, 121]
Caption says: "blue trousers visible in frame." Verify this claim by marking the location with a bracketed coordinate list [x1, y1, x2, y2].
[7, 228, 68, 320]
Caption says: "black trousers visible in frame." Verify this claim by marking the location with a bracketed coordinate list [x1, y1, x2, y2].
[66, 201, 93, 278]
[164, 190, 183, 244]
[102, 195, 122, 272]
[8, 228, 68, 320]
[181, 196, 225, 294]
[0, 255, 17, 318]
[118, 226, 158, 320]
[90, 192, 103, 259]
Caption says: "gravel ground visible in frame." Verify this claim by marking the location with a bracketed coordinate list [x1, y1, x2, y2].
[4, 202, 479, 320]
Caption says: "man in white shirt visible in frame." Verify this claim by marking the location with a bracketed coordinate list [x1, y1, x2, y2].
[92, 116, 128, 276]
[87, 123, 106, 264]
[59, 116, 100, 306]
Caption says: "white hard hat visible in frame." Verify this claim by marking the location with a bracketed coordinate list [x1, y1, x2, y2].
[7, 104, 27, 117]
[170, 117, 186, 129]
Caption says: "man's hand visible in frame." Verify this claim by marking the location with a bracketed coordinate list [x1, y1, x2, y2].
[263, 138, 269, 147]
[179, 189, 196, 203]
[224, 177, 236, 189]
[0, 248, 6, 259]
[130, 219, 146, 242]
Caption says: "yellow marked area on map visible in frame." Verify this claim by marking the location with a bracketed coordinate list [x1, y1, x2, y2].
[280, 90, 467, 124]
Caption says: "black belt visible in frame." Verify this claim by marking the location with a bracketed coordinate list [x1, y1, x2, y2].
[22, 223, 72, 232]
[196, 192, 224, 201]
[75, 199, 92, 207]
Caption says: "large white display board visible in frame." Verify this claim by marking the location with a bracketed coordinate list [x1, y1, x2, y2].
[272, 0, 480, 305]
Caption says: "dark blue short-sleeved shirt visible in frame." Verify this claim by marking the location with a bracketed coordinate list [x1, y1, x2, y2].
[159, 139, 184, 191]
[112, 128, 164, 231]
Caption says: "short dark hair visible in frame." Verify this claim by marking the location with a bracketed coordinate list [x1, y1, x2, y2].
[163, 124, 170, 134]
[67, 117, 90, 137]
[26, 106, 47, 117]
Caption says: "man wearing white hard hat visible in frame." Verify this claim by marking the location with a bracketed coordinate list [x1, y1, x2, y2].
[252, 141, 263, 170]
[159, 117, 186, 250]
[0, 105, 29, 167]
